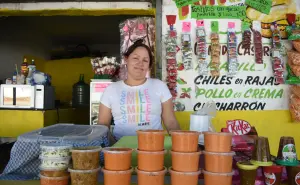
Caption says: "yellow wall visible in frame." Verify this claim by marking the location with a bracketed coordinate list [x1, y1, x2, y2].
[175, 110, 300, 159]
[43, 57, 93, 102]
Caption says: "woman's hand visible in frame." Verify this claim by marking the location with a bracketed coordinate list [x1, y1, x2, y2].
[98, 103, 116, 146]
[161, 99, 181, 132]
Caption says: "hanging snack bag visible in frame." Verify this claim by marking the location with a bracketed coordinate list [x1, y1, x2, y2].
[290, 85, 300, 122]
[286, 49, 300, 84]
[241, 29, 251, 50]
[227, 22, 238, 76]
[181, 22, 193, 71]
[210, 21, 220, 77]
[252, 21, 264, 71]
[196, 20, 208, 75]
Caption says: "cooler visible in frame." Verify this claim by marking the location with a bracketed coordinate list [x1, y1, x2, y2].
[0, 124, 109, 180]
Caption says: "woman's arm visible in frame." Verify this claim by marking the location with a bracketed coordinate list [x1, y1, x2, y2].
[98, 103, 117, 145]
[162, 99, 181, 132]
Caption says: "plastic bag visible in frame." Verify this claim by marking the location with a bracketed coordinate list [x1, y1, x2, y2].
[290, 85, 300, 122]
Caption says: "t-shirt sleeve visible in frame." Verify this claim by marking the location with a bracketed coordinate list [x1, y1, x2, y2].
[100, 85, 113, 109]
[157, 80, 172, 103]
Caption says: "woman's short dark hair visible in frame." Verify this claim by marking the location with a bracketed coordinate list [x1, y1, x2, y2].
[124, 39, 153, 68]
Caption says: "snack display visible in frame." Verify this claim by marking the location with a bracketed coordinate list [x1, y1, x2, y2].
[271, 23, 285, 84]
[40, 144, 73, 158]
[39, 174, 69, 185]
[119, 17, 155, 80]
[252, 21, 264, 70]
[196, 20, 208, 75]
[69, 167, 100, 185]
[91, 57, 119, 79]
[40, 156, 70, 169]
[71, 146, 102, 170]
[227, 22, 238, 76]
[289, 85, 300, 122]
[210, 33, 221, 76]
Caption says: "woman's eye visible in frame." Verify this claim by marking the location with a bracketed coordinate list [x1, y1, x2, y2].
[143, 60, 149, 63]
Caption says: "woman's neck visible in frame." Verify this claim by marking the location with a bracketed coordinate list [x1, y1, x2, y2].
[124, 78, 147, 86]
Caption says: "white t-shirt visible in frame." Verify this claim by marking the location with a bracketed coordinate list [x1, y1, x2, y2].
[100, 78, 172, 140]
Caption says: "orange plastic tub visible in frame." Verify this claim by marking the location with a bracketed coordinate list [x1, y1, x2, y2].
[137, 130, 165, 151]
[136, 167, 167, 185]
[171, 151, 201, 172]
[103, 147, 133, 171]
[169, 168, 201, 185]
[137, 149, 166, 172]
[102, 168, 133, 185]
[170, 130, 200, 152]
[203, 151, 235, 173]
[39, 174, 69, 185]
[203, 170, 234, 185]
[203, 132, 232, 152]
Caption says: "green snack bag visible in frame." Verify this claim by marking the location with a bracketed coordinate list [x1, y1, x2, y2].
[286, 26, 300, 41]
[286, 64, 300, 84]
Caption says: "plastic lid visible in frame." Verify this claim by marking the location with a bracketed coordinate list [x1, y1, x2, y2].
[40, 143, 73, 150]
[170, 150, 201, 155]
[68, 167, 101, 173]
[102, 147, 133, 154]
[203, 131, 233, 136]
[39, 166, 68, 171]
[39, 174, 69, 180]
[71, 146, 102, 153]
[168, 167, 201, 175]
[203, 170, 234, 176]
[39, 156, 71, 161]
[136, 130, 165, 134]
[250, 160, 273, 167]
[135, 167, 167, 175]
[237, 161, 259, 170]
[102, 167, 133, 174]
[275, 159, 300, 167]
[202, 151, 235, 156]
[170, 130, 200, 135]
[136, 149, 167, 154]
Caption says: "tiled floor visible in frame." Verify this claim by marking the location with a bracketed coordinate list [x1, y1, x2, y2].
[0, 142, 14, 173]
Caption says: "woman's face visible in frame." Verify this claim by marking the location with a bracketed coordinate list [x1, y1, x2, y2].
[125, 47, 150, 80]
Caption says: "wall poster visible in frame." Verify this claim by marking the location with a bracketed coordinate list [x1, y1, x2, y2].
[162, 0, 300, 112]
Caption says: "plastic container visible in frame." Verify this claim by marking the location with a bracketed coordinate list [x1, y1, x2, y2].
[170, 130, 200, 152]
[171, 150, 201, 172]
[275, 136, 299, 166]
[103, 147, 133, 171]
[263, 165, 283, 185]
[237, 161, 258, 185]
[68, 167, 100, 185]
[203, 170, 234, 185]
[40, 166, 69, 177]
[286, 165, 300, 185]
[251, 137, 273, 166]
[137, 130, 165, 151]
[39, 174, 69, 185]
[293, 40, 300, 53]
[137, 149, 166, 172]
[40, 143, 73, 158]
[136, 167, 167, 185]
[169, 168, 201, 185]
[203, 151, 235, 173]
[102, 167, 133, 185]
[71, 146, 101, 170]
[40, 156, 70, 169]
[203, 132, 232, 152]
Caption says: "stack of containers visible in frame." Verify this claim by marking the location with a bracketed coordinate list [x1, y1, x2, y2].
[136, 130, 167, 185]
[169, 131, 201, 185]
[203, 132, 235, 185]
[68, 146, 102, 185]
[39, 143, 72, 185]
[101, 147, 133, 185]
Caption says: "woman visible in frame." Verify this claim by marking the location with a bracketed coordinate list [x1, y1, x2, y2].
[98, 40, 181, 144]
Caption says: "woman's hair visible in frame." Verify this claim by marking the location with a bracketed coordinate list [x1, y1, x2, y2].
[124, 39, 153, 67]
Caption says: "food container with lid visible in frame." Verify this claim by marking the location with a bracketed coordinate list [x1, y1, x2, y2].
[71, 146, 102, 170]
[40, 143, 73, 158]
[40, 156, 71, 169]
[39, 173, 69, 185]
[69, 167, 100, 185]
[39, 166, 69, 177]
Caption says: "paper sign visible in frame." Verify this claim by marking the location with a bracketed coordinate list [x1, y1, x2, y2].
[196, 20, 204, 27]
[191, 5, 246, 19]
[211, 21, 219, 33]
[182, 22, 191, 32]
[245, 0, 272, 15]
[175, 0, 200, 8]
[228, 22, 235, 29]
[94, 83, 110, 93]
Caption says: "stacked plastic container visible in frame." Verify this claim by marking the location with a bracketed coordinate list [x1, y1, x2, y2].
[39, 143, 72, 185]
[203, 132, 235, 185]
[169, 131, 201, 185]
[135, 130, 167, 185]
[69, 146, 102, 185]
[101, 147, 133, 185]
